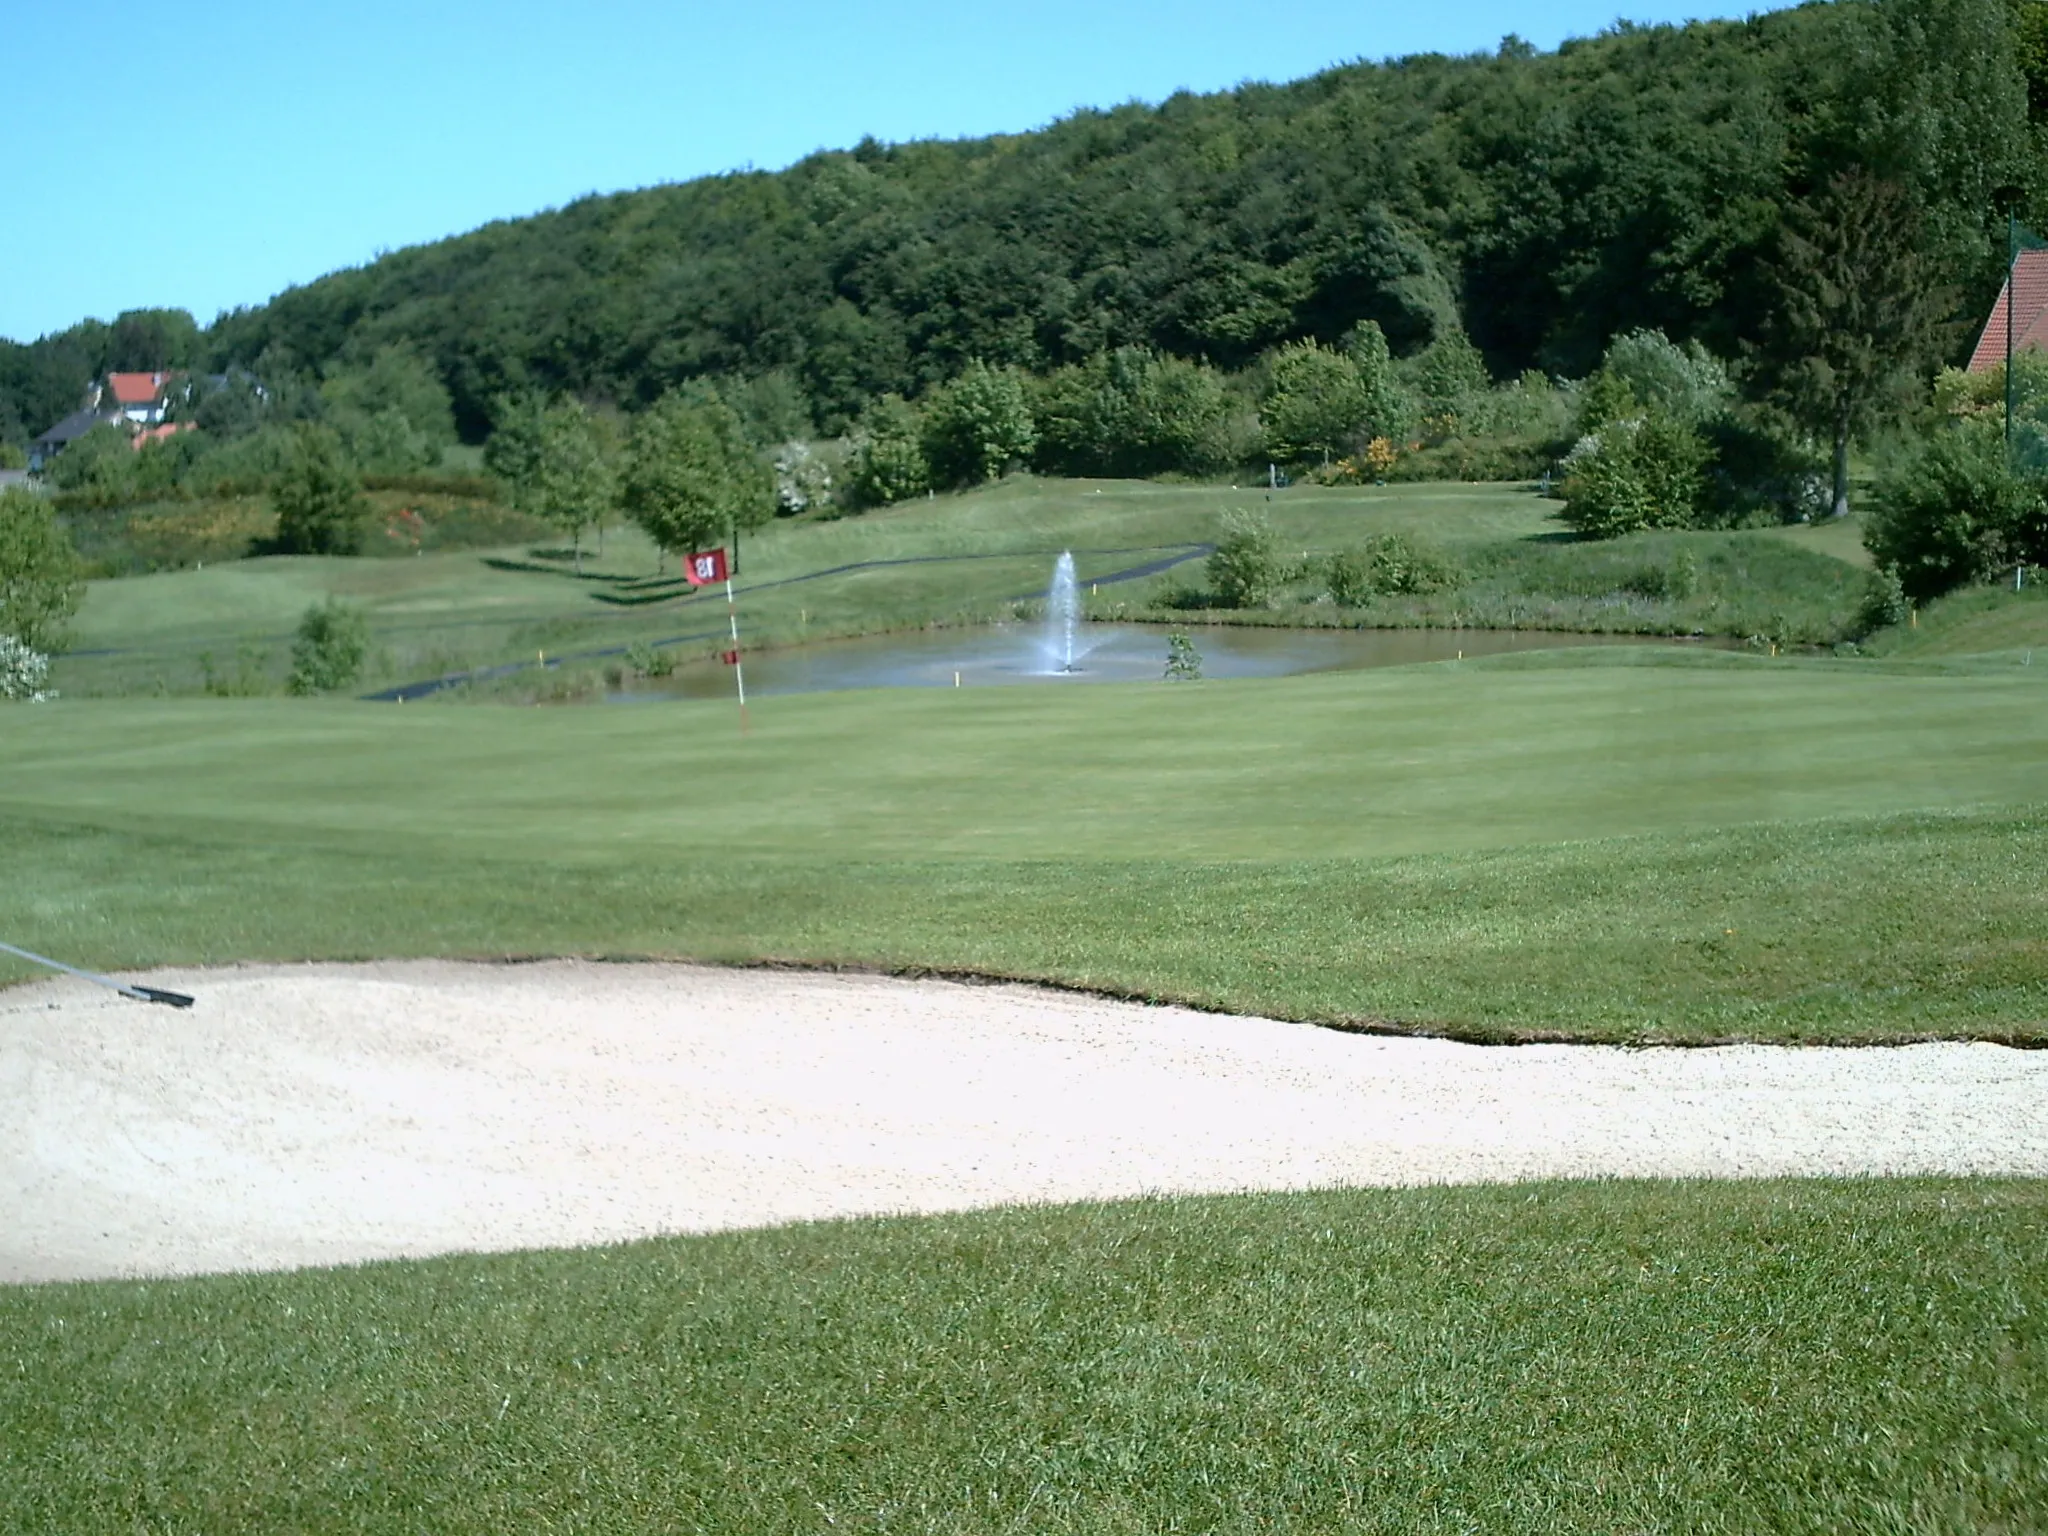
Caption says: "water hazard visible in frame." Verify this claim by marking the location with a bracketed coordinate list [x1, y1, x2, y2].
[612, 624, 1692, 702]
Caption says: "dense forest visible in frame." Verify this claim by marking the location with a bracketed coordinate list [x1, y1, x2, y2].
[2, 0, 2043, 450]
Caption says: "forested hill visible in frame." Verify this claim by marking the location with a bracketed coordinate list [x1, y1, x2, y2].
[4, 0, 2043, 444]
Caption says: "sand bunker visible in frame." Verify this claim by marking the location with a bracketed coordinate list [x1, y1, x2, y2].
[4, 959, 2045, 1283]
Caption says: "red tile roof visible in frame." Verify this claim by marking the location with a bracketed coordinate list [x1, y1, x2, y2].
[1970, 250, 2048, 372]
[107, 371, 170, 404]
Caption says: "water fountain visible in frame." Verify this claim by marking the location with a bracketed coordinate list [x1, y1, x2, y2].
[1043, 550, 1079, 673]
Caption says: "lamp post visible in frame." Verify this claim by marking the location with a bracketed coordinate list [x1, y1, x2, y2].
[1994, 185, 2025, 450]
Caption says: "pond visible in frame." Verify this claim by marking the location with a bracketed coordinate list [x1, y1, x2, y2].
[612, 623, 1703, 702]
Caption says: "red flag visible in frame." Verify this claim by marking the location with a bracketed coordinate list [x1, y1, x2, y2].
[684, 548, 729, 586]
[719, 649, 740, 665]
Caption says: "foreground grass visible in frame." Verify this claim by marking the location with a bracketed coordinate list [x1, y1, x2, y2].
[4, 1181, 2044, 1532]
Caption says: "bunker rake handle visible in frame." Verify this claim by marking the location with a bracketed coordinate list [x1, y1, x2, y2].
[0, 940, 195, 1009]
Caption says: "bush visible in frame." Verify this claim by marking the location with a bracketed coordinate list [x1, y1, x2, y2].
[0, 633, 53, 701]
[1864, 427, 2047, 601]
[1326, 535, 1460, 604]
[1557, 410, 1709, 538]
[273, 425, 368, 555]
[625, 640, 675, 678]
[1859, 566, 1911, 632]
[287, 600, 370, 694]
[1206, 511, 1280, 609]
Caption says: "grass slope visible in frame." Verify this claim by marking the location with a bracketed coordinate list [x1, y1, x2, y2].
[5, 656, 2045, 1042]
[4, 1182, 2044, 1533]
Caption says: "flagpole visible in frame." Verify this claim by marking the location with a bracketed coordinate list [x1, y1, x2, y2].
[725, 573, 747, 730]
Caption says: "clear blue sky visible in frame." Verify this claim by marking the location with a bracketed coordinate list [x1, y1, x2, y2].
[1, 0, 1786, 345]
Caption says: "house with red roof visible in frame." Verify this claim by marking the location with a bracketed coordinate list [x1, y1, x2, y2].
[1969, 249, 2048, 372]
[101, 371, 176, 424]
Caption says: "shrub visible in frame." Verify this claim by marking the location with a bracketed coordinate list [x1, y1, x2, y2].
[1864, 428, 2047, 601]
[1206, 512, 1279, 609]
[1164, 629, 1203, 680]
[1860, 565, 1911, 632]
[1327, 534, 1461, 603]
[773, 440, 832, 515]
[625, 640, 675, 678]
[0, 634, 53, 701]
[287, 600, 370, 695]
[273, 425, 368, 555]
[1558, 411, 1709, 538]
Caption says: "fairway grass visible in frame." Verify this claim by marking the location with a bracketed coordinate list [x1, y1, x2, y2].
[3, 656, 2044, 1043]
[4, 1181, 2043, 1533]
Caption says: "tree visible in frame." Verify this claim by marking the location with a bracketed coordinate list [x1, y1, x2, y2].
[1407, 331, 1490, 426]
[922, 362, 1036, 486]
[45, 422, 139, 506]
[1342, 322, 1414, 444]
[530, 401, 617, 570]
[621, 390, 773, 563]
[1759, 170, 1961, 519]
[273, 424, 368, 555]
[1032, 348, 1232, 477]
[1260, 340, 1368, 463]
[846, 395, 930, 508]
[320, 345, 457, 468]
[0, 486, 84, 651]
[483, 392, 549, 492]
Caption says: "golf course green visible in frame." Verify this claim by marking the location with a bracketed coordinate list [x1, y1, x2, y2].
[5, 476, 2047, 1533]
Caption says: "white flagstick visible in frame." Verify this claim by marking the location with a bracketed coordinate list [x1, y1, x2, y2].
[725, 573, 748, 729]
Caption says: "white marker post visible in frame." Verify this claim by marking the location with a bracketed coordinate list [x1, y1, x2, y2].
[684, 546, 746, 732]
[725, 569, 748, 730]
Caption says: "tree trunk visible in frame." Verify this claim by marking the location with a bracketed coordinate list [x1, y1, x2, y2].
[1831, 399, 1851, 519]
[573, 527, 582, 574]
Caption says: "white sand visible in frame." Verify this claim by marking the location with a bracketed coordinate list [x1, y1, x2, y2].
[3, 959, 2044, 1284]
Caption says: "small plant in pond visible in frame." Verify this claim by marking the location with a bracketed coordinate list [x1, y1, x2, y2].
[288, 600, 370, 695]
[1164, 629, 1203, 680]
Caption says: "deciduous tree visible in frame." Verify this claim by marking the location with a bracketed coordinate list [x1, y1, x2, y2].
[0, 486, 84, 652]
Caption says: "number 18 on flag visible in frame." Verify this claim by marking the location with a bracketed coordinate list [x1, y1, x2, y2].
[684, 548, 729, 586]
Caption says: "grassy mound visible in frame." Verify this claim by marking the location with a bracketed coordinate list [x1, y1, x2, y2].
[4, 1181, 2042, 1533]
